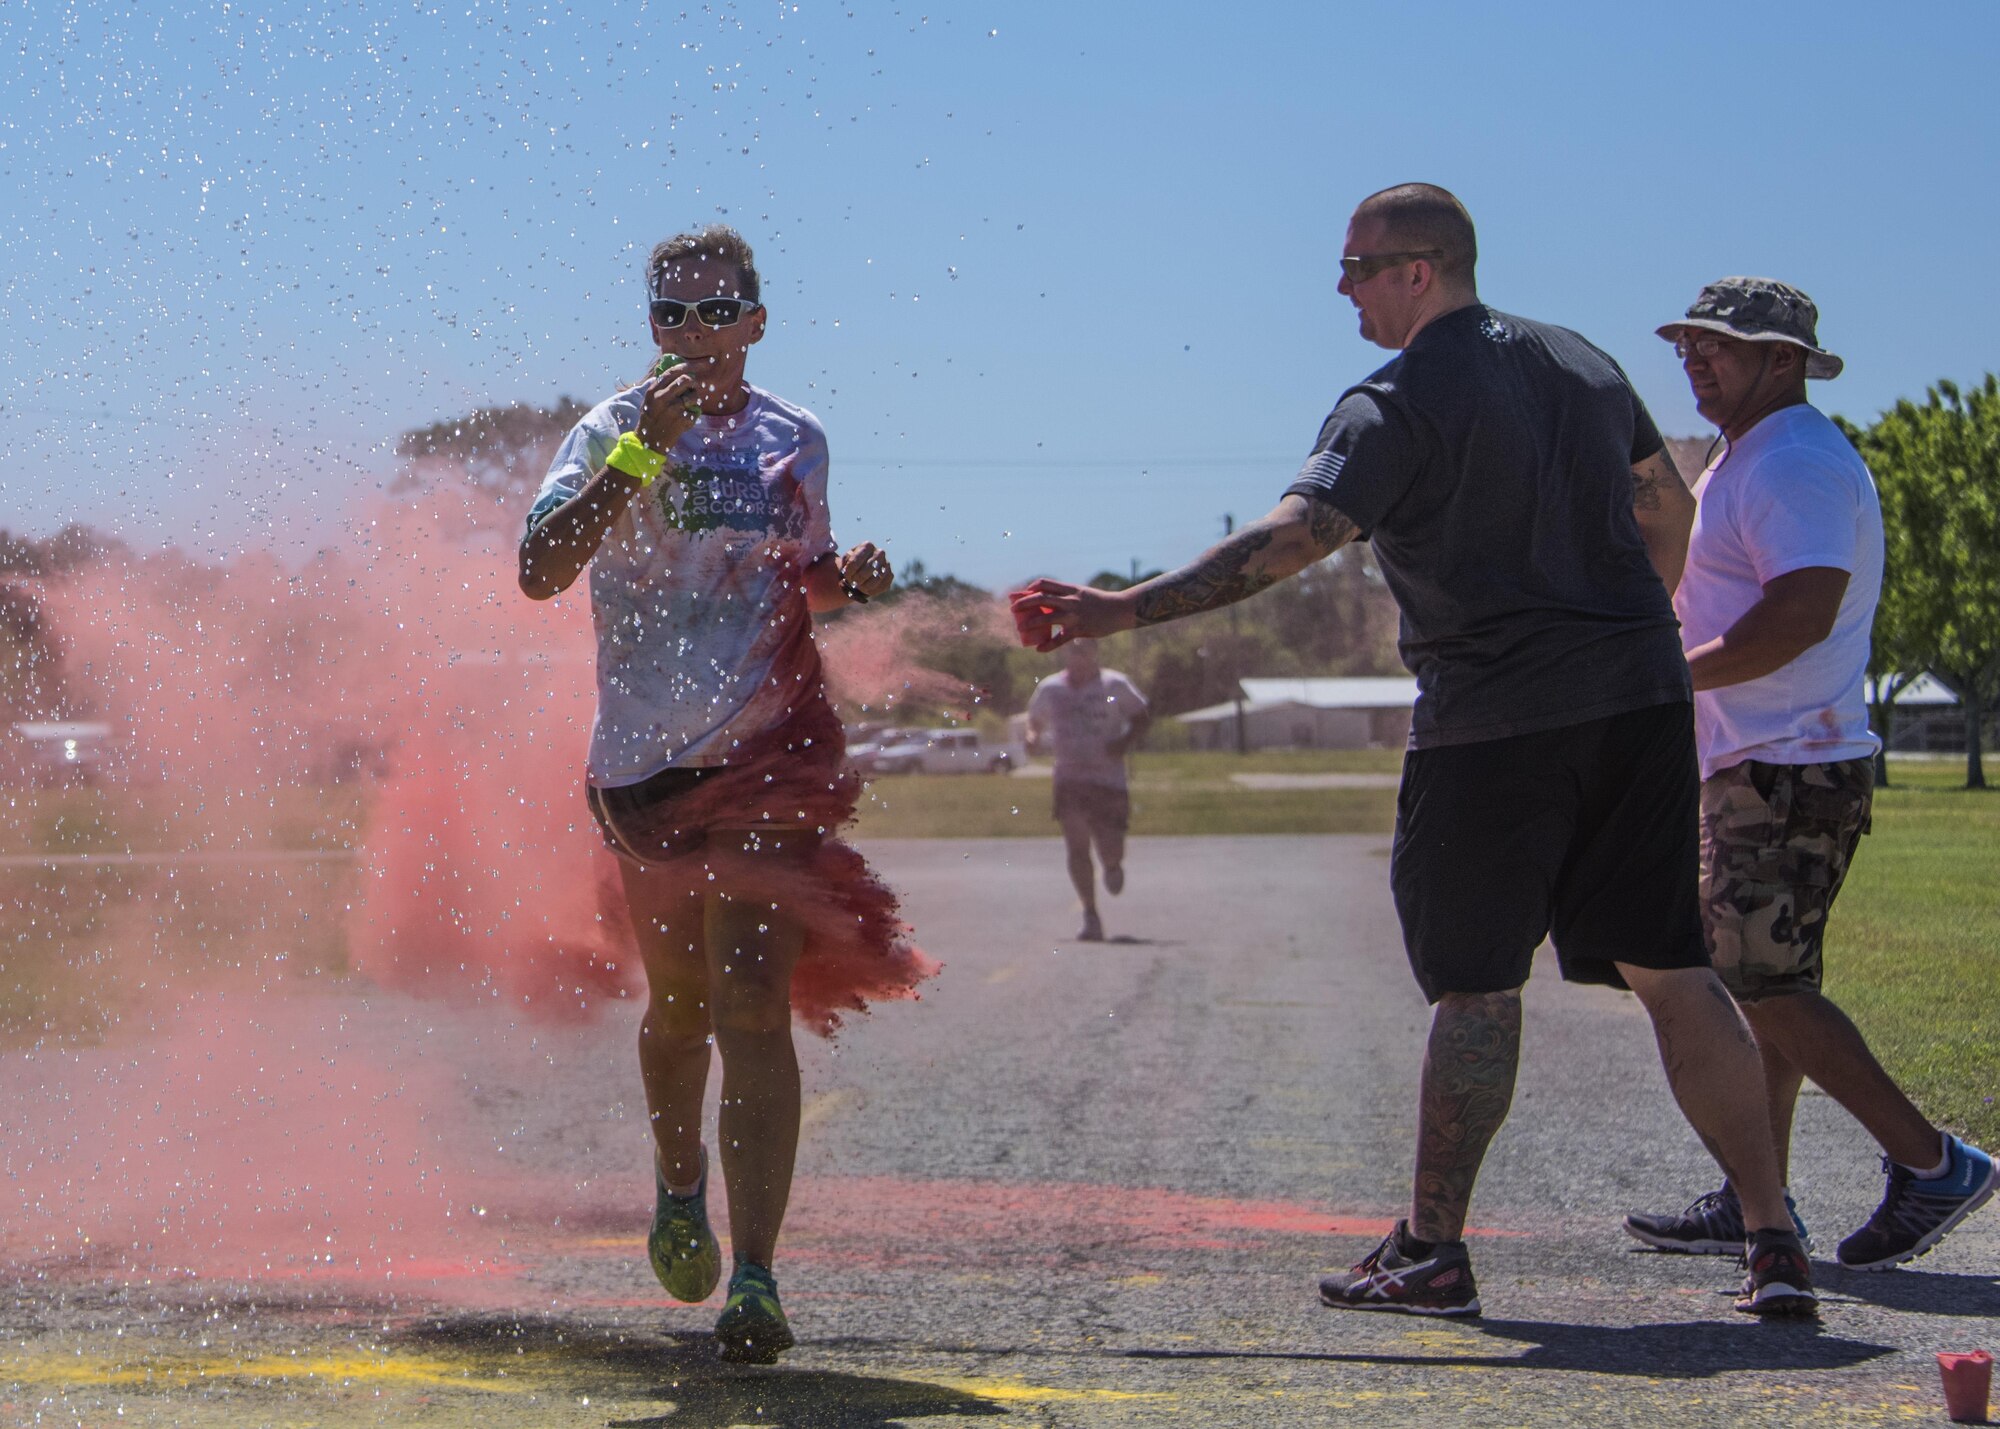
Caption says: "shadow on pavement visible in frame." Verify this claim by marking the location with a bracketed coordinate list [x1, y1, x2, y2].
[1817, 1264, 2000, 1317]
[397, 1317, 1008, 1427]
[1125, 1317, 1892, 1377]
[1469, 1318, 1891, 1375]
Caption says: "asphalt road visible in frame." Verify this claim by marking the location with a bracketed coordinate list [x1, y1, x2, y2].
[4, 835, 1994, 1427]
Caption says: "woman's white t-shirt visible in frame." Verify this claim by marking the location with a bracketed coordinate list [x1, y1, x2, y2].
[529, 383, 837, 785]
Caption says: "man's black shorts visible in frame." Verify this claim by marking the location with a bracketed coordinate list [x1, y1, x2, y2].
[1051, 777, 1130, 835]
[1390, 699, 1708, 1003]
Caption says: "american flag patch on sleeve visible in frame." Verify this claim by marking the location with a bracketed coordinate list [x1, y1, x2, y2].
[1296, 448, 1347, 490]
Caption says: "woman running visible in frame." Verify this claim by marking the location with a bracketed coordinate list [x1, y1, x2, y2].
[518, 224, 932, 1362]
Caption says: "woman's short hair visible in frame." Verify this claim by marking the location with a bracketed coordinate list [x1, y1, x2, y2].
[648, 224, 761, 304]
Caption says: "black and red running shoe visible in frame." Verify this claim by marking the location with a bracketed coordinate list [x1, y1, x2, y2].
[1319, 1220, 1481, 1318]
[1735, 1228, 1819, 1318]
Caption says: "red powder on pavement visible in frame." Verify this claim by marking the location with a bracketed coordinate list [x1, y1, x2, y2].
[0, 992, 520, 1295]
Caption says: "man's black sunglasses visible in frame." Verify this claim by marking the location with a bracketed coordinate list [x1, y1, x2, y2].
[649, 296, 761, 329]
[1339, 249, 1444, 283]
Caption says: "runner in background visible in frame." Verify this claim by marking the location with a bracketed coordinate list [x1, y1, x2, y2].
[1026, 639, 1150, 942]
[518, 224, 931, 1363]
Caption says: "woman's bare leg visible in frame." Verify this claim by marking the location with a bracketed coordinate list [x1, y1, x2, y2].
[703, 840, 809, 1268]
[619, 861, 713, 1189]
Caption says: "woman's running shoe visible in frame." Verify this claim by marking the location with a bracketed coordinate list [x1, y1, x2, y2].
[715, 1261, 795, 1363]
[648, 1150, 721, 1304]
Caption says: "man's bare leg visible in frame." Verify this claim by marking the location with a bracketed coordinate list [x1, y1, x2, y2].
[1093, 820, 1127, 896]
[1744, 991, 1941, 1171]
[1059, 815, 1101, 935]
[1619, 963, 1790, 1231]
[1757, 1033, 1807, 1185]
[1409, 989, 1522, 1244]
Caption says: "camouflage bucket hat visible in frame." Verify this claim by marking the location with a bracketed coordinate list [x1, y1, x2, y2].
[1656, 277, 1843, 380]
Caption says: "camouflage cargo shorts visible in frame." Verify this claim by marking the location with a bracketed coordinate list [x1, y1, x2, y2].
[1699, 757, 1873, 1001]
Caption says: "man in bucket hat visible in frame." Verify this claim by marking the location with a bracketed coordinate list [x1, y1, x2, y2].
[1625, 278, 1995, 1270]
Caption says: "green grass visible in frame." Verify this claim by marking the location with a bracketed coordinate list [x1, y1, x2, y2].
[848, 749, 1402, 838]
[1822, 760, 2000, 1145]
[1, 753, 1993, 1144]
[0, 783, 364, 1041]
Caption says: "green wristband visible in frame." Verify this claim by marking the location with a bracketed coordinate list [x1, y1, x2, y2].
[605, 430, 667, 486]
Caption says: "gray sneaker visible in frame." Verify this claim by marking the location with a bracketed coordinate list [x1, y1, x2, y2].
[1623, 1182, 1812, 1256]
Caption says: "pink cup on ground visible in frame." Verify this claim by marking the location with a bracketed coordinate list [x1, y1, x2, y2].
[1939, 1349, 1992, 1424]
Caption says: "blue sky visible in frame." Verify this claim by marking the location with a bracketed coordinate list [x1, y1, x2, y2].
[3, 0, 1996, 588]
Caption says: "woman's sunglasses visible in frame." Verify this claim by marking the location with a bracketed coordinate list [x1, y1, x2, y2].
[649, 296, 761, 329]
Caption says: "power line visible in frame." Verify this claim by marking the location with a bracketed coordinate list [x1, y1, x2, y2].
[840, 455, 1296, 470]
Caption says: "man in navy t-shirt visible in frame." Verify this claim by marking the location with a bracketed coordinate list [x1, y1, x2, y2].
[1013, 184, 1816, 1319]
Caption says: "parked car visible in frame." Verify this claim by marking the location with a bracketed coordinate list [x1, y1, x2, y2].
[844, 726, 921, 775]
[861, 727, 1023, 776]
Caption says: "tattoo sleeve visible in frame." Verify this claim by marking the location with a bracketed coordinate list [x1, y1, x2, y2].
[1411, 990, 1523, 1244]
[1132, 524, 1281, 626]
[1305, 496, 1361, 556]
[1130, 495, 1358, 628]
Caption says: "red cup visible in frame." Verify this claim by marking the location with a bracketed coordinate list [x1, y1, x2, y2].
[1008, 594, 1057, 648]
[1939, 1349, 1992, 1424]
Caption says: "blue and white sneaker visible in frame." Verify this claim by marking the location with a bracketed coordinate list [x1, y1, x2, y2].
[1837, 1135, 1997, 1271]
[1622, 1181, 1813, 1256]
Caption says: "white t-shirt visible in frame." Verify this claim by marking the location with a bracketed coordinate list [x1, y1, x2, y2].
[528, 383, 838, 785]
[1674, 403, 1883, 780]
[1027, 668, 1148, 788]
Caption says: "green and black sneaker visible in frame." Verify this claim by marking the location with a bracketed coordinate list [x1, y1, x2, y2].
[648, 1152, 721, 1304]
[714, 1260, 794, 1364]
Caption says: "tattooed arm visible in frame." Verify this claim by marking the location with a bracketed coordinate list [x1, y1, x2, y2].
[1009, 494, 1360, 651]
[1630, 446, 1696, 596]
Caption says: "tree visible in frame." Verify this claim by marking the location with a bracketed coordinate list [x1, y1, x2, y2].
[1837, 417, 1921, 788]
[1855, 376, 2000, 789]
[1085, 566, 1164, 592]
[0, 582, 63, 719]
[881, 557, 990, 605]
[395, 399, 589, 498]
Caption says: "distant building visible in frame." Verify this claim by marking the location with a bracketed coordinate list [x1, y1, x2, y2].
[1176, 677, 1418, 752]
[1870, 674, 1993, 753]
[3, 720, 116, 786]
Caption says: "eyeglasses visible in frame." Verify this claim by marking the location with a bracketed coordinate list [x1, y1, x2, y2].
[648, 296, 761, 329]
[1673, 334, 1734, 360]
[1339, 250, 1444, 283]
